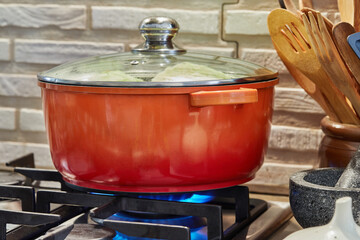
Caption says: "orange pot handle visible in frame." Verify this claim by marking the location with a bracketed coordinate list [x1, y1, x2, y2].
[190, 88, 258, 107]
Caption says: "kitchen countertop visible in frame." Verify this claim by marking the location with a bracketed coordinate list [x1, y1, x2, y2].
[250, 193, 302, 240]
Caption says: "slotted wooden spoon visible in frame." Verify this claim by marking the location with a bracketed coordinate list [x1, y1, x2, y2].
[302, 12, 360, 118]
[274, 43, 340, 121]
[333, 22, 360, 86]
[268, 9, 360, 124]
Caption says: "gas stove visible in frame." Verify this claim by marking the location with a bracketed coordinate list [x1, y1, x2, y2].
[0, 154, 292, 240]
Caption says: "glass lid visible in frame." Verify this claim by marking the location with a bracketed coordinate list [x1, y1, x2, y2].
[38, 17, 278, 88]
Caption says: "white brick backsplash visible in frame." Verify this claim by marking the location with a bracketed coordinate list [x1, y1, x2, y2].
[15, 39, 125, 64]
[19, 108, 45, 132]
[0, 74, 40, 97]
[225, 10, 270, 35]
[269, 125, 324, 151]
[240, 48, 287, 73]
[0, 141, 52, 168]
[129, 44, 235, 57]
[236, 0, 281, 10]
[92, 6, 219, 34]
[0, 4, 86, 29]
[274, 87, 324, 114]
[0, 39, 10, 61]
[186, 46, 235, 57]
[0, 107, 16, 130]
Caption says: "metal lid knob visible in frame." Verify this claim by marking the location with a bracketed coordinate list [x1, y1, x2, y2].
[131, 16, 186, 54]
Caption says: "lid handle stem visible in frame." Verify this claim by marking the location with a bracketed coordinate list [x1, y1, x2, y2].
[131, 16, 186, 55]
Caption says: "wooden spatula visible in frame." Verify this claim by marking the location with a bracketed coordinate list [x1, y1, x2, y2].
[301, 7, 333, 35]
[268, 9, 360, 124]
[302, 12, 360, 119]
[282, 2, 334, 34]
[272, 4, 337, 118]
[333, 22, 360, 86]
[275, 45, 340, 122]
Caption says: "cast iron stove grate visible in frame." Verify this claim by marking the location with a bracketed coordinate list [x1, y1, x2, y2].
[0, 154, 287, 240]
[33, 187, 266, 240]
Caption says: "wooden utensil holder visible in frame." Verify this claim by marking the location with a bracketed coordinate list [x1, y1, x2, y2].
[318, 116, 360, 167]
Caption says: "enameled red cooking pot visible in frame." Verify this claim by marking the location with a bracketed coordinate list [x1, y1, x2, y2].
[38, 17, 278, 193]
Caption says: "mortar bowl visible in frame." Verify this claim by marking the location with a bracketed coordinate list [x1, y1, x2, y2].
[290, 168, 360, 228]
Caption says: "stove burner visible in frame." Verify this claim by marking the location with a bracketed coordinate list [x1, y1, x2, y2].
[110, 212, 207, 240]
[65, 224, 116, 240]
[0, 171, 25, 185]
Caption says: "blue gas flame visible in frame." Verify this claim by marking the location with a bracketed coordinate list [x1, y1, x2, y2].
[112, 227, 206, 240]
[110, 213, 207, 239]
[138, 193, 214, 204]
[90, 192, 118, 196]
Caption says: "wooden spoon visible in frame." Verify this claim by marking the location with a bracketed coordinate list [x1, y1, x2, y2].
[275, 48, 340, 121]
[303, 12, 360, 119]
[338, 0, 360, 31]
[268, 9, 360, 124]
[333, 22, 360, 86]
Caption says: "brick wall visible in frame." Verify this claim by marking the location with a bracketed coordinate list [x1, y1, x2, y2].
[0, 0, 339, 193]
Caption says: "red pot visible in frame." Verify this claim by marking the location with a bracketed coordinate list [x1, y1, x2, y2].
[38, 17, 278, 193]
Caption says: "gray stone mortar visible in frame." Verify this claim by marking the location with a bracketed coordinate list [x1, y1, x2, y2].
[290, 168, 360, 228]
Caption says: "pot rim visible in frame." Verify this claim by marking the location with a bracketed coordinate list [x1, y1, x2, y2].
[38, 78, 279, 94]
[37, 74, 278, 88]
